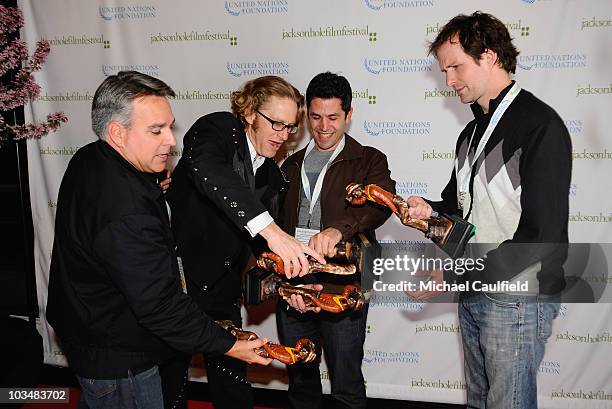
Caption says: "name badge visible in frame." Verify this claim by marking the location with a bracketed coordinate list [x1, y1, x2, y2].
[177, 256, 187, 294]
[458, 191, 471, 218]
[458, 191, 467, 210]
[294, 227, 320, 246]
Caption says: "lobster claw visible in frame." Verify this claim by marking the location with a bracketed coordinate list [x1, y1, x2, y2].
[214, 320, 317, 365]
[257, 251, 356, 276]
[261, 338, 317, 365]
[345, 183, 399, 214]
[278, 283, 364, 314]
[345, 182, 367, 205]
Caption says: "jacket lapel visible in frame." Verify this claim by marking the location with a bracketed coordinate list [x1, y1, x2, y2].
[232, 126, 256, 191]
[320, 134, 362, 207]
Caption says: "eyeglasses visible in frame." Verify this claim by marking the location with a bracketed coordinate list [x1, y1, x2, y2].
[255, 109, 299, 134]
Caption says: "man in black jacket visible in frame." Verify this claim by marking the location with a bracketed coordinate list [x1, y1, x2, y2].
[166, 76, 324, 409]
[47, 71, 270, 409]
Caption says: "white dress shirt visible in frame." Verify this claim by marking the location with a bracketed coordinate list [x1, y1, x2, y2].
[244, 133, 273, 237]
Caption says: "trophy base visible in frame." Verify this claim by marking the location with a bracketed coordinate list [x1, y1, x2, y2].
[244, 267, 281, 306]
[435, 212, 476, 258]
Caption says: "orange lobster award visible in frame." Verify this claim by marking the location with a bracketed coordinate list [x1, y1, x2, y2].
[215, 320, 316, 365]
[345, 182, 475, 258]
[256, 251, 356, 276]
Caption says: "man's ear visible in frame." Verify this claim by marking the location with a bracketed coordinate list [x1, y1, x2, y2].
[107, 120, 125, 148]
[345, 107, 353, 124]
[244, 109, 257, 126]
[482, 48, 499, 69]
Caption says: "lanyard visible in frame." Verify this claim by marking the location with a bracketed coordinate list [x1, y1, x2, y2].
[300, 135, 345, 215]
[458, 83, 521, 194]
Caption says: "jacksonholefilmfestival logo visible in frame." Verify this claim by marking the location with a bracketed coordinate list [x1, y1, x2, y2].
[581, 16, 612, 30]
[42, 34, 110, 49]
[352, 88, 377, 104]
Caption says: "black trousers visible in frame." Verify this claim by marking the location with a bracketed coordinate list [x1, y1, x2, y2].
[160, 353, 190, 409]
[161, 305, 252, 409]
[159, 305, 253, 409]
[276, 302, 369, 409]
[205, 306, 253, 409]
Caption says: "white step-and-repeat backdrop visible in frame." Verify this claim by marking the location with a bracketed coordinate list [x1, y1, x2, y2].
[19, 0, 611, 407]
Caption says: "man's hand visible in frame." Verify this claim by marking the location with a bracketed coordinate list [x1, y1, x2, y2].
[405, 269, 445, 301]
[283, 284, 324, 313]
[260, 222, 325, 278]
[308, 228, 343, 258]
[159, 169, 171, 192]
[225, 338, 273, 365]
[406, 196, 433, 220]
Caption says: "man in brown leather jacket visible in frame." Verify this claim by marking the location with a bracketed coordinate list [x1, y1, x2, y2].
[277, 72, 396, 409]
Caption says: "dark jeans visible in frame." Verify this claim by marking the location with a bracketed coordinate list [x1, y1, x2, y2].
[276, 301, 369, 409]
[77, 365, 163, 409]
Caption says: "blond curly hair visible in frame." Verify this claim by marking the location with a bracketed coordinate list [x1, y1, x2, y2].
[231, 76, 305, 126]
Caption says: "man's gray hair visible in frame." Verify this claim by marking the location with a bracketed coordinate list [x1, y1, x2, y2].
[91, 71, 175, 139]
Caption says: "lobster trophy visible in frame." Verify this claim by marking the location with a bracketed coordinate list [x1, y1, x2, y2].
[346, 183, 450, 239]
[246, 269, 365, 314]
[214, 320, 316, 365]
[257, 251, 356, 276]
[278, 283, 365, 314]
[245, 240, 371, 311]
[345, 183, 475, 258]
[252, 250, 365, 313]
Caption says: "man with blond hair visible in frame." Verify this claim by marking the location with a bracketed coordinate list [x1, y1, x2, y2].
[167, 76, 324, 409]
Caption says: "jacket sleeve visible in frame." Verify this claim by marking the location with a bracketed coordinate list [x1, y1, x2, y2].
[93, 214, 236, 356]
[426, 169, 461, 216]
[334, 148, 396, 240]
[182, 115, 267, 229]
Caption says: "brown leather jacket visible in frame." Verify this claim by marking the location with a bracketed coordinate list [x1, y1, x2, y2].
[280, 134, 395, 239]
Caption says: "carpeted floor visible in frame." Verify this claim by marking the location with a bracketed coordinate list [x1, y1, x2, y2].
[22, 388, 276, 409]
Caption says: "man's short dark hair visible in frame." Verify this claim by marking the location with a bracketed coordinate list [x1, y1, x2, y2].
[306, 72, 352, 117]
[428, 11, 519, 74]
[91, 71, 175, 139]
